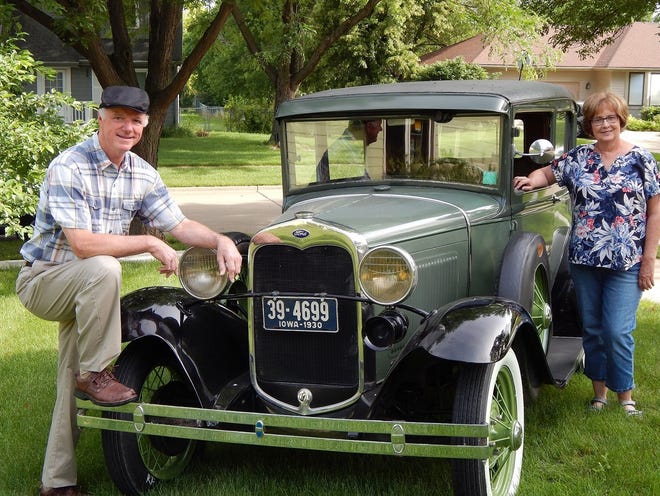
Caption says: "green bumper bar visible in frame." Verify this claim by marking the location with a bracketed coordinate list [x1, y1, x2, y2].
[76, 399, 492, 460]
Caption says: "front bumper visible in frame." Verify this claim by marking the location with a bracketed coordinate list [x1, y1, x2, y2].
[77, 399, 497, 460]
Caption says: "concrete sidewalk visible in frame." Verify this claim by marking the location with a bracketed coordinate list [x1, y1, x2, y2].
[621, 130, 660, 152]
[169, 185, 283, 235]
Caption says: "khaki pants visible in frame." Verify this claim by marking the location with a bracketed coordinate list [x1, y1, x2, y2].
[16, 256, 122, 489]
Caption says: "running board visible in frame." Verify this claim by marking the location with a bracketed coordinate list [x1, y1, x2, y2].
[547, 336, 583, 387]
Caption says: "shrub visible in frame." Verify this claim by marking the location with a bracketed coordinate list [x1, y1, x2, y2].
[640, 106, 660, 121]
[412, 57, 490, 81]
[161, 124, 195, 138]
[224, 96, 273, 134]
[0, 37, 96, 238]
[626, 116, 660, 132]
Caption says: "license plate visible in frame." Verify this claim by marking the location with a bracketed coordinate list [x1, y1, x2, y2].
[262, 296, 338, 332]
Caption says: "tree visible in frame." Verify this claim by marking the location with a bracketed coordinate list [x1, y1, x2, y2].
[522, 0, 659, 56]
[186, 0, 548, 142]
[0, 35, 96, 238]
[4, 0, 238, 168]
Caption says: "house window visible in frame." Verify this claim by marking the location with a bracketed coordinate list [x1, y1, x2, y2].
[37, 69, 69, 95]
[628, 73, 644, 106]
[44, 71, 65, 93]
[650, 73, 660, 106]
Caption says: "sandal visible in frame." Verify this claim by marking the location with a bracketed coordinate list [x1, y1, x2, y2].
[620, 400, 642, 417]
[589, 397, 608, 412]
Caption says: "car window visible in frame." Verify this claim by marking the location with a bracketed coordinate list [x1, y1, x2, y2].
[283, 114, 502, 190]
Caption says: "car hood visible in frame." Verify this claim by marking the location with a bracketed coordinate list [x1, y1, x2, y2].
[266, 190, 502, 246]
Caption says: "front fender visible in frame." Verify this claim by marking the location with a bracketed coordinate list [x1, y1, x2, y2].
[120, 286, 249, 406]
[120, 286, 191, 343]
[406, 296, 533, 364]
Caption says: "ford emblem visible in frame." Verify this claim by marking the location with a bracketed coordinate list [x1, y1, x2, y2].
[292, 229, 310, 238]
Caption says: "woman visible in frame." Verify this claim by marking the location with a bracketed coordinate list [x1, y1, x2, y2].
[514, 92, 660, 416]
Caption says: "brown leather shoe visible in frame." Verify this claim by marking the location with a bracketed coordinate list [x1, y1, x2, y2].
[39, 485, 90, 496]
[74, 368, 137, 406]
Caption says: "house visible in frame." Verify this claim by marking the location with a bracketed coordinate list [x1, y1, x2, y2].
[16, 13, 181, 125]
[421, 22, 660, 116]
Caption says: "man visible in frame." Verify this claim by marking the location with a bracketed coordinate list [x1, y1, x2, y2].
[16, 86, 242, 496]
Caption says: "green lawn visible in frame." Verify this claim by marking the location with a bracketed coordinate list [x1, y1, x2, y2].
[0, 262, 658, 495]
[157, 131, 282, 187]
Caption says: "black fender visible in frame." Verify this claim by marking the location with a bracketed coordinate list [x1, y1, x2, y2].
[120, 286, 249, 407]
[407, 296, 535, 364]
[498, 231, 550, 316]
[370, 296, 544, 419]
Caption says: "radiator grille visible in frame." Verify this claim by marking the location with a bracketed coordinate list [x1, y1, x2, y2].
[252, 244, 359, 407]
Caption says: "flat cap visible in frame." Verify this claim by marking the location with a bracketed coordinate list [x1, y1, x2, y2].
[100, 86, 150, 113]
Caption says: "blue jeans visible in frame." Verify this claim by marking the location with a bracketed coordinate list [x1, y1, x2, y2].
[570, 263, 641, 392]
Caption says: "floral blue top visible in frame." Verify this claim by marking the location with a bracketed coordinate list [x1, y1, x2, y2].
[552, 143, 660, 271]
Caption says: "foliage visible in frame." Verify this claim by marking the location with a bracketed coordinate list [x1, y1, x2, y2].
[640, 106, 660, 121]
[411, 57, 490, 81]
[224, 96, 273, 134]
[183, 6, 272, 106]
[161, 124, 195, 139]
[626, 116, 660, 132]
[0, 36, 95, 238]
[521, 0, 658, 57]
[5, 0, 237, 168]
[185, 0, 549, 134]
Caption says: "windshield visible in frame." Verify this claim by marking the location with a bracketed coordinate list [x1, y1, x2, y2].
[282, 114, 502, 191]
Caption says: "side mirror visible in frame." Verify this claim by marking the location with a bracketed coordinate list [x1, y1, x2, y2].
[515, 139, 555, 164]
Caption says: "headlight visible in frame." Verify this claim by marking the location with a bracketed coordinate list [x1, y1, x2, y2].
[359, 246, 417, 305]
[179, 247, 228, 299]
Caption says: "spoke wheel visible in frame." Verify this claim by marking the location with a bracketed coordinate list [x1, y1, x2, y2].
[452, 349, 524, 496]
[102, 350, 198, 495]
[531, 265, 552, 354]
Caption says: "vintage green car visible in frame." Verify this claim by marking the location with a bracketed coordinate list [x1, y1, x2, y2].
[78, 80, 584, 496]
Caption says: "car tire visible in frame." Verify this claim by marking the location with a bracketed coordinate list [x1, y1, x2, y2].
[102, 348, 199, 495]
[451, 348, 524, 496]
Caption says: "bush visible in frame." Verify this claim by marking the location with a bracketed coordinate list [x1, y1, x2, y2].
[224, 96, 273, 134]
[412, 57, 490, 81]
[640, 106, 660, 121]
[626, 116, 660, 132]
[161, 124, 195, 138]
[0, 37, 96, 238]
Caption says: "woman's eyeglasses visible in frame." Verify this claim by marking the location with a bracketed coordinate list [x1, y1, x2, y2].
[591, 115, 618, 127]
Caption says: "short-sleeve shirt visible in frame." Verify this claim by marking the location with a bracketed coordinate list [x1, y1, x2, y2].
[21, 133, 186, 264]
[552, 143, 660, 270]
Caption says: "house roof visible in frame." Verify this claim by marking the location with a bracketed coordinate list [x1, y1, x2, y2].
[421, 22, 660, 71]
[17, 13, 181, 66]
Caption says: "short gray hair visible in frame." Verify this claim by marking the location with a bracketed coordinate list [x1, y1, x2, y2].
[98, 107, 149, 127]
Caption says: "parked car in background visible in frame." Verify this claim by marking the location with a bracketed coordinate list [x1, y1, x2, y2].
[77, 80, 584, 496]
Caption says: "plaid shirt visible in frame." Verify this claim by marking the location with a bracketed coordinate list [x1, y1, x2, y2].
[21, 133, 185, 264]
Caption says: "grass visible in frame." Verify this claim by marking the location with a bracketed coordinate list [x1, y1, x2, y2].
[0, 262, 659, 495]
[157, 131, 281, 187]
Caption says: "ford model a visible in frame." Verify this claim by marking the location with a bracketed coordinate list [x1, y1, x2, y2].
[77, 80, 584, 496]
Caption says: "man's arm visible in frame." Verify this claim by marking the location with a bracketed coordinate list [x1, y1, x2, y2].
[63, 228, 181, 276]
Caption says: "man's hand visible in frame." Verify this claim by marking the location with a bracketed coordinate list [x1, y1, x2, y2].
[148, 238, 181, 277]
[170, 219, 243, 281]
[216, 235, 242, 281]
